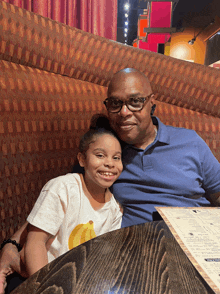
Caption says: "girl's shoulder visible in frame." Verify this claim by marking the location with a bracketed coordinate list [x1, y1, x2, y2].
[43, 173, 82, 192]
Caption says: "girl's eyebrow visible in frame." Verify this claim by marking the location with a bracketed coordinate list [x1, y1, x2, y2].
[93, 148, 122, 155]
[93, 148, 105, 152]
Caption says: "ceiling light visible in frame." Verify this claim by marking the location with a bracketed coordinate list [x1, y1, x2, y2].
[124, 3, 129, 10]
[125, 21, 128, 26]
[124, 28, 128, 32]
[188, 21, 215, 45]
[124, 33, 127, 37]
[125, 13, 128, 17]
[188, 38, 195, 45]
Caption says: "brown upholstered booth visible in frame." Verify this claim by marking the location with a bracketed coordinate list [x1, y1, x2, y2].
[0, 0, 220, 243]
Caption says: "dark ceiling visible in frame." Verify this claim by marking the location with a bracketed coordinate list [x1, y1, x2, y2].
[172, 0, 219, 28]
[117, 0, 220, 44]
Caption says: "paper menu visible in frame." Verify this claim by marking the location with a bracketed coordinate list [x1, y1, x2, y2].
[155, 207, 220, 294]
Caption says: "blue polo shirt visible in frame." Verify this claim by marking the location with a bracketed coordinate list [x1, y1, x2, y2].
[111, 117, 220, 227]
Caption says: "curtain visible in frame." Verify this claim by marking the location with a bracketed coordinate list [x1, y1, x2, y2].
[3, 0, 117, 40]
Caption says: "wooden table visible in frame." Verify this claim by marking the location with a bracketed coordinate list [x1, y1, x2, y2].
[12, 221, 215, 294]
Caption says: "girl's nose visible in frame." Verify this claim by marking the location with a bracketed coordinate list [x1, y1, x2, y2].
[104, 158, 114, 168]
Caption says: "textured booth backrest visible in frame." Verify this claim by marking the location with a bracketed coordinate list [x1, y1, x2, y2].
[0, 60, 107, 240]
[0, 0, 220, 242]
[1, 0, 220, 117]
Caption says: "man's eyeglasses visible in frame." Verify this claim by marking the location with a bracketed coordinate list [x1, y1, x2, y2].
[103, 94, 153, 113]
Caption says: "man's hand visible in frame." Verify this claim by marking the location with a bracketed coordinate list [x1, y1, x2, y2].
[207, 191, 220, 207]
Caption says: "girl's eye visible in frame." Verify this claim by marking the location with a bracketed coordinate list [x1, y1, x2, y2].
[114, 156, 121, 161]
[96, 154, 104, 158]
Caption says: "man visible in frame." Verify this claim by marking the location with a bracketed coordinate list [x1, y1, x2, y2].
[105, 68, 220, 227]
[1, 68, 220, 292]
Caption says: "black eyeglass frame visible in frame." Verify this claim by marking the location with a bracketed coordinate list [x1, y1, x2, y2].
[103, 94, 153, 113]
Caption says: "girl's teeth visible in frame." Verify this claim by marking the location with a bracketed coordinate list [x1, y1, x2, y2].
[100, 172, 114, 176]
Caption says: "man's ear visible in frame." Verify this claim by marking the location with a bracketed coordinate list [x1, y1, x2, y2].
[150, 94, 155, 107]
[77, 152, 85, 167]
[150, 95, 156, 116]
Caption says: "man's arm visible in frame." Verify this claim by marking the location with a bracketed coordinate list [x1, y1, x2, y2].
[206, 191, 220, 206]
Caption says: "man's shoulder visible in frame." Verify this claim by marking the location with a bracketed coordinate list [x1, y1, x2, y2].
[155, 116, 197, 134]
[157, 117, 201, 144]
[163, 120, 199, 138]
[165, 124, 197, 136]
[166, 124, 203, 145]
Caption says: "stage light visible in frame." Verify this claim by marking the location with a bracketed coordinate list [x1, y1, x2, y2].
[125, 13, 128, 17]
[124, 33, 127, 37]
[124, 28, 128, 32]
[125, 21, 128, 26]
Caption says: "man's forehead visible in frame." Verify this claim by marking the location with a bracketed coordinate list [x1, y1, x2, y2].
[108, 92, 142, 100]
[111, 71, 143, 83]
[108, 72, 150, 97]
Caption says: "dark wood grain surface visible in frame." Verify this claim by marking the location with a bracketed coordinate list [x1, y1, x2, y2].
[12, 221, 215, 294]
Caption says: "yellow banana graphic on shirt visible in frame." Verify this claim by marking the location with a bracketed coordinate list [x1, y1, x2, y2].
[68, 220, 96, 250]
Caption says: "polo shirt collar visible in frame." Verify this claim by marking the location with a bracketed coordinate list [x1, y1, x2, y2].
[152, 116, 170, 145]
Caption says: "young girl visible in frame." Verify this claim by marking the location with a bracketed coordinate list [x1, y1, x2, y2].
[24, 127, 123, 276]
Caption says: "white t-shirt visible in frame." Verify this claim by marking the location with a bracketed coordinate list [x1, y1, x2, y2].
[27, 173, 122, 262]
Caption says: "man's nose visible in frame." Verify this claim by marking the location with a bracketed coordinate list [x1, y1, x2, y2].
[119, 104, 132, 117]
